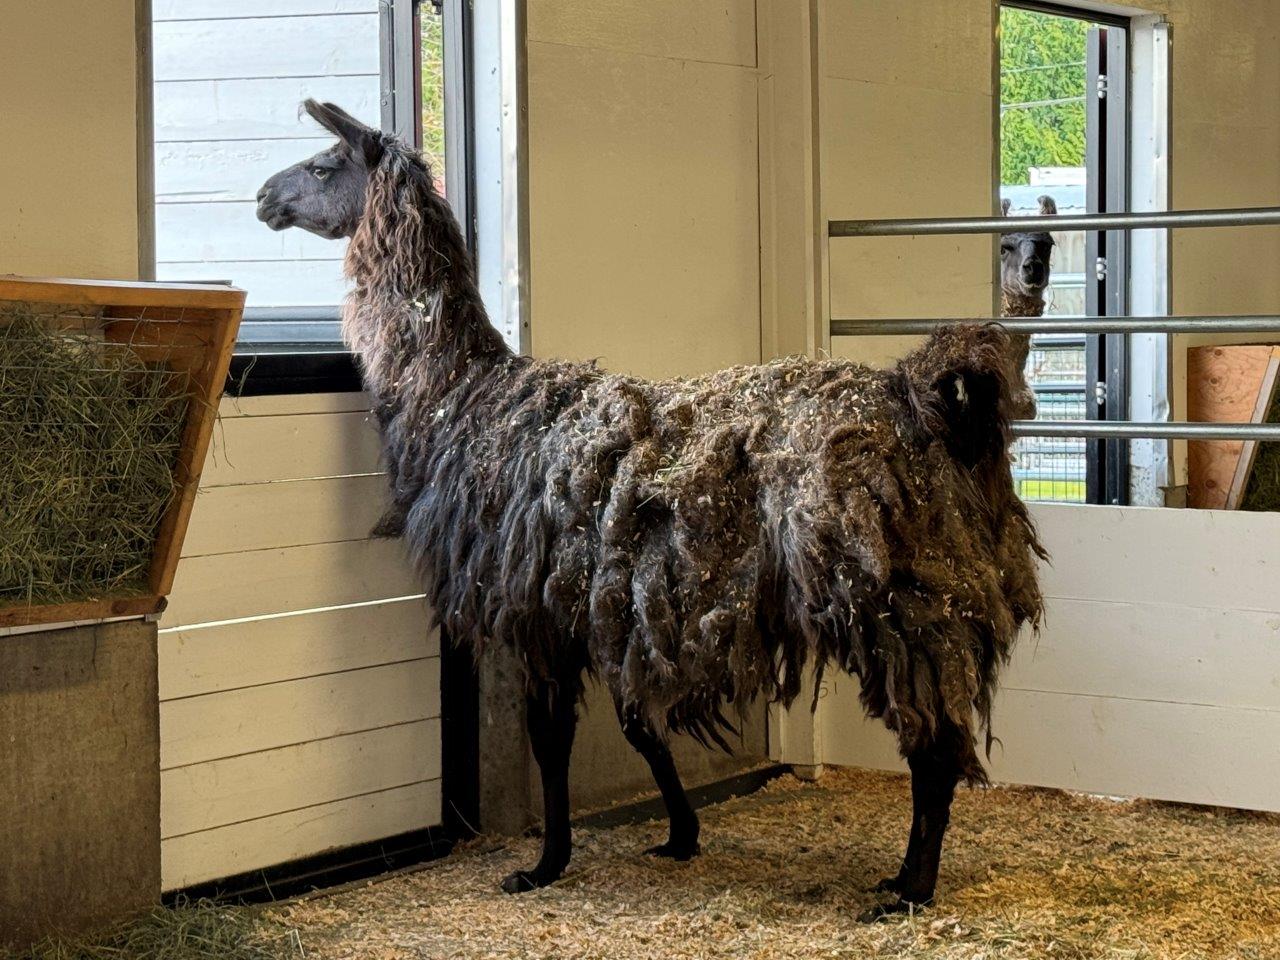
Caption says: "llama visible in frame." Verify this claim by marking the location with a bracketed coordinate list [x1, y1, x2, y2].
[257, 101, 1046, 920]
[1000, 195, 1058, 420]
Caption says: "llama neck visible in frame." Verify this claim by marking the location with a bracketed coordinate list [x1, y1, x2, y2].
[1000, 289, 1046, 318]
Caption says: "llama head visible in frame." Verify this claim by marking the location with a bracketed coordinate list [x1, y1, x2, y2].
[256, 100, 388, 240]
[999, 194, 1057, 299]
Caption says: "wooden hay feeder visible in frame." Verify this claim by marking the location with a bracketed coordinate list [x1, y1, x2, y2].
[0, 275, 244, 628]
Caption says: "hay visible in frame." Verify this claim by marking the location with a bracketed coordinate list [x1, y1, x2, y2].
[264, 768, 1280, 960]
[1240, 394, 1280, 512]
[2, 900, 292, 960]
[0, 308, 188, 607]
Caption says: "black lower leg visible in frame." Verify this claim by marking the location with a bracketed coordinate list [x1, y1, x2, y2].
[502, 681, 578, 893]
[618, 709, 699, 859]
[863, 743, 961, 920]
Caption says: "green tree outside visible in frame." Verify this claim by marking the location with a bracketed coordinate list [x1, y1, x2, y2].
[1000, 7, 1090, 186]
[421, 10, 446, 183]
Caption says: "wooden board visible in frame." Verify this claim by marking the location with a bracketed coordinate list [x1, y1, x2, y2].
[154, 0, 377, 20]
[155, 258, 349, 308]
[1187, 344, 1278, 509]
[156, 201, 339, 262]
[159, 596, 435, 700]
[154, 75, 379, 142]
[1227, 348, 1280, 509]
[162, 719, 440, 838]
[161, 780, 441, 891]
[217, 391, 368, 418]
[199, 409, 382, 488]
[156, 139, 343, 204]
[161, 658, 440, 769]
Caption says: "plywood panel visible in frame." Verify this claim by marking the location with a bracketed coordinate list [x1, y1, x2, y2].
[155, 1, 377, 20]
[154, 14, 378, 81]
[528, 41, 760, 378]
[156, 139, 335, 203]
[200, 410, 381, 488]
[159, 597, 435, 700]
[162, 780, 441, 890]
[163, 538, 420, 627]
[820, 677, 1280, 814]
[162, 720, 440, 837]
[157, 201, 339, 262]
[528, 0, 756, 68]
[154, 75, 378, 141]
[155, 258, 348, 308]
[181, 474, 388, 556]
[1033, 504, 1280, 612]
[161, 658, 440, 769]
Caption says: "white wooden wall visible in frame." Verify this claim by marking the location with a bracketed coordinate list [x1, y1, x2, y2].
[152, 0, 381, 306]
[158, 393, 441, 891]
[784, 504, 1280, 813]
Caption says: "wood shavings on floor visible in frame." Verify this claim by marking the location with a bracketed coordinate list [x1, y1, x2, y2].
[265, 768, 1280, 959]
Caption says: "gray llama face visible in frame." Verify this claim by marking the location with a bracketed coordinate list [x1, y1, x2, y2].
[999, 231, 1055, 298]
[256, 100, 382, 240]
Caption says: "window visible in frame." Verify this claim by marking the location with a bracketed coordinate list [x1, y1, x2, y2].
[1000, 1, 1132, 504]
[151, 0, 460, 352]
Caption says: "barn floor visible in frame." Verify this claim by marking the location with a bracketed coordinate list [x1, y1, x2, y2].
[260, 768, 1280, 960]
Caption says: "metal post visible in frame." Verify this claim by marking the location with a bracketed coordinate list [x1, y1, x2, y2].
[1012, 421, 1280, 441]
[829, 207, 1280, 237]
[829, 315, 1280, 336]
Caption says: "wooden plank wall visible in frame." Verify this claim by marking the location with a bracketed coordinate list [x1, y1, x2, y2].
[151, 0, 381, 307]
[812, 504, 1280, 813]
[158, 393, 440, 891]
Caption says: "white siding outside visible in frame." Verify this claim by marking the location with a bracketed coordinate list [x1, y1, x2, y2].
[152, 1, 380, 309]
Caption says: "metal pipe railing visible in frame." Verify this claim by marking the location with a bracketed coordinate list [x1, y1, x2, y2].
[829, 206, 1280, 237]
[1012, 421, 1280, 441]
[831, 315, 1280, 336]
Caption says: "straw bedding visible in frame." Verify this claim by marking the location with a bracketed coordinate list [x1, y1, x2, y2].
[262, 768, 1280, 960]
[0, 310, 188, 607]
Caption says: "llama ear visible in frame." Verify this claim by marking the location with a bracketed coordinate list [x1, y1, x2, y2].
[1038, 195, 1058, 216]
[1000, 198, 1012, 217]
[303, 99, 384, 167]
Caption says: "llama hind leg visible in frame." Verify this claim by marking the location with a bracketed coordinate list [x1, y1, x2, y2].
[501, 680, 578, 893]
[616, 708, 700, 860]
[861, 740, 962, 921]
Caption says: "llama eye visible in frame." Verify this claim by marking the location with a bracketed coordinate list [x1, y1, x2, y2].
[312, 167, 331, 181]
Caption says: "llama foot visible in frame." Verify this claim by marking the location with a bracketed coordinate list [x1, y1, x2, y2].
[871, 874, 904, 895]
[500, 867, 562, 894]
[644, 839, 700, 861]
[857, 895, 933, 924]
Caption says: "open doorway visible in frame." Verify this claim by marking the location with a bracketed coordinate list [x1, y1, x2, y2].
[1000, 1, 1130, 504]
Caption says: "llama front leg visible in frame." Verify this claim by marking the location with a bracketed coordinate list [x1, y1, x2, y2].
[861, 742, 961, 921]
[501, 681, 578, 893]
[616, 708, 699, 859]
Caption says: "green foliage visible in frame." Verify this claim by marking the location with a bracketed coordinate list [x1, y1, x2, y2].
[421, 9, 446, 181]
[1000, 8, 1090, 185]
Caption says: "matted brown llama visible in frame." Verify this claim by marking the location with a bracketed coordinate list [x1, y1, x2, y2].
[256, 100, 1045, 920]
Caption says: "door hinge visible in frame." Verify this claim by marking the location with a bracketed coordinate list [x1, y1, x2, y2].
[1096, 74, 1109, 99]
[1095, 256, 1108, 281]
[1094, 381, 1107, 407]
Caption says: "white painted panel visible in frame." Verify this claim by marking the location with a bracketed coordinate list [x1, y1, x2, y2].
[156, 139, 331, 203]
[218, 391, 368, 418]
[200, 410, 381, 488]
[154, 75, 378, 142]
[159, 597, 435, 700]
[162, 780, 441, 891]
[163, 538, 421, 627]
[182, 474, 387, 556]
[155, 1, 377, 20]
[156, 201, 340, 262]
[1008, 599, 1280, 712]
[1033, 504, 1280, 613]
[154, 15, 378, 81]
[155, 258, 348, 307]
[161, 658, 440, 769]
[820, 677, 1280, 814]
[162, 720, 440, 838]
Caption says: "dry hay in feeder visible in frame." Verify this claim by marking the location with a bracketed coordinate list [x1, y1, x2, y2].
[262, 767, 1280, 960]
[0, 308, 188, 607]
[1240, 393, 1280, 512]
[0, 899, 291, 960]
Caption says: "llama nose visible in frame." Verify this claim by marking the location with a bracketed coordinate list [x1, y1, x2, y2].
[257, 186, 271, 203]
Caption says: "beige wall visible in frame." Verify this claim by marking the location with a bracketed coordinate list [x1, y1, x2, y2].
[0, 1, 144, 279]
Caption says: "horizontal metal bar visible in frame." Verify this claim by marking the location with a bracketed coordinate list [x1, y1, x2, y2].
[831, 315, 1280, 336]
[1011, 421, 1280, 441]
[829, 206, 1280, 237]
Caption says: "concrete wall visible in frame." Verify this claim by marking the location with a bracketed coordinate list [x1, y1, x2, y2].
[0, 621, 160, 948]
[0, 1, 144, 279]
